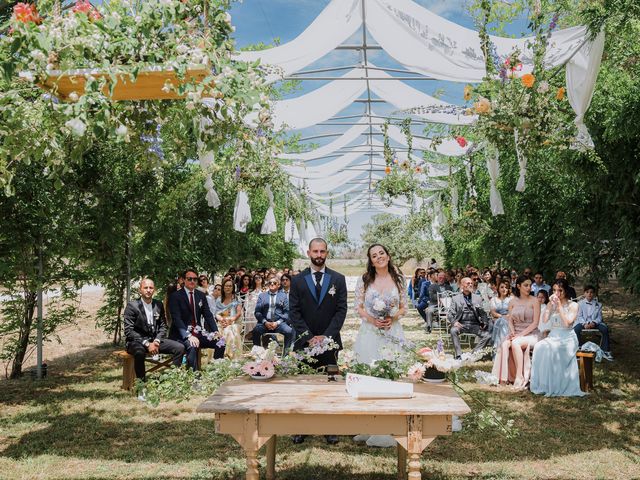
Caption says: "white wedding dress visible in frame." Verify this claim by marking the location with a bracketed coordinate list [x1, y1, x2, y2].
[352, 277, 407, 448]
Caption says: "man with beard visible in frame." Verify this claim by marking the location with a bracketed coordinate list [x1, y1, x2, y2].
[289, 237, 347, 445]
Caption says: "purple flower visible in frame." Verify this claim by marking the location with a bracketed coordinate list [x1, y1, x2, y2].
[216, 337, 226, 348]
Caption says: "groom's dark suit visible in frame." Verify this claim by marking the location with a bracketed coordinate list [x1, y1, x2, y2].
[289, 267, 347, 368]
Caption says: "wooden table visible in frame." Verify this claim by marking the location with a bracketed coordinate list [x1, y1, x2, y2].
[197, 375, 470, 480]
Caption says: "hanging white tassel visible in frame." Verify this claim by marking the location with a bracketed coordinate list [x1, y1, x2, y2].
[206, 188, 221, 209]
[570, 117, 595, 151]
[199, 150, 214, 169]
[514, 129, 527, 192]
[204, 174, 214, 191]
[233, 191, 252, 232]
[430, 204, 444, 241]
[486, 148, 505, 216]
[450, 183, 459, 219]
[284, 217, 300, 242]
[260, 186, 277, 235]
[464, 161, 477, 198]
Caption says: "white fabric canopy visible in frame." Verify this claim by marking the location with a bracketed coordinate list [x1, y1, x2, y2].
[368, 0, 591, 82]
[567, 30, 605, 150]
[369, 66, 476, 125]
[283, 152, 366, 179]
[234, 0, 361, 83]
[278, 119, 369, 161]
[267, 67, 473, 131]
[270, 68, 366, 130]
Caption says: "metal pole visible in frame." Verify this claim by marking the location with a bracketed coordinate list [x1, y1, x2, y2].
[36, 241, 43, 380]
[125, 208, 132, 305]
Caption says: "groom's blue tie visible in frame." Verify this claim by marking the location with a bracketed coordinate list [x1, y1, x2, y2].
[314, 271, 323, 300]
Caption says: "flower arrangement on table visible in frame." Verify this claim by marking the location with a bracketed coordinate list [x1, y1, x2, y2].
[339, 336, 486, 384]
[0, 0, 276, 195]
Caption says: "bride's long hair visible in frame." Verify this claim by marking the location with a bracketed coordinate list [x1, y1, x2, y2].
[362, 244, 405, 293]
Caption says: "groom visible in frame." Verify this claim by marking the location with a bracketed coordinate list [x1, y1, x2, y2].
[289, 237, 347, 445]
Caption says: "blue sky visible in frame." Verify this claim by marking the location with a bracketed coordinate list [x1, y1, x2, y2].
[228, 0, 527, 241]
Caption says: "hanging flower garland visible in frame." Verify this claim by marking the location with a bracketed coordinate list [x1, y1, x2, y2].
[0, 0, 275, 195]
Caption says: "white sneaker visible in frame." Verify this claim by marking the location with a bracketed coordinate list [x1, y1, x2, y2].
[602, 351, 614, 361]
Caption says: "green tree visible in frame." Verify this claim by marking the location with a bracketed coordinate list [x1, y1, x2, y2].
[361, 212, 443, 266]
[0, 162, 85, 378]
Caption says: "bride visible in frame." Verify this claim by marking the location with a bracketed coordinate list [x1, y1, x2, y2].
[352, 243, 407, 448]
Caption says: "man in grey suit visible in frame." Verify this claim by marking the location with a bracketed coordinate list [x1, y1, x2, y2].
[447, 277, 492, 359]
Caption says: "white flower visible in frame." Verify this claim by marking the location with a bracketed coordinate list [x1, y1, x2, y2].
[372, 299, 386, 312]
[68, 92, 79, 102]
[224, 12, 232, 24]
[116, 124, 128, 137]
[176, 44, 189, 55]
[65, 118, 87, 137]
[18, 71, 35, 83]
[30, 50, 46, 62]
[537, 80, 550, 93]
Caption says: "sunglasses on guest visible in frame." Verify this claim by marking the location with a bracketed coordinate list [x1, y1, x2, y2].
[185, 276, 198, 281]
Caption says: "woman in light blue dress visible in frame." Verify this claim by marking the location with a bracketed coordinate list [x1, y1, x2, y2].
[530, 279, 585, 397]
[490, 279, 512, 354]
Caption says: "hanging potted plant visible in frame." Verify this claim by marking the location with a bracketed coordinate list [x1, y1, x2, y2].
[5, 0, 230, 101]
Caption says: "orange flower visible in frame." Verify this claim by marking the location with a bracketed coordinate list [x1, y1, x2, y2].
[521, 73, 536, 88]
[556, 87, 566, 100]
[12, 3, 41, 24]
[415, 166, 423, 174]
[72, 0, 102, 21]
[463, 85, 473, 102]
[474, 97, 491, 114]
[384, 166, 391, 175]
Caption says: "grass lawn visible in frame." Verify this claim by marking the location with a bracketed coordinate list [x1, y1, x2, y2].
[1, 288, 639, 479]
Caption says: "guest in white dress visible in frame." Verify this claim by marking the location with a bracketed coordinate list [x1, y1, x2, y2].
[352, 244, 407, 448]
[530, 279, 585, 397]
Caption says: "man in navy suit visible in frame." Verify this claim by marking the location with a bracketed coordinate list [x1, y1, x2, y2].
[289, 238, 347, 445]
[252, 276, 294, 352]
[124, 278, 185, 384]
[169, 268, 224, 370]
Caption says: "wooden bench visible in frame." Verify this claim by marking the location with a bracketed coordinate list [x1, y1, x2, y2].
[113, 349, 206, 391]
[576, 351, 595, 392]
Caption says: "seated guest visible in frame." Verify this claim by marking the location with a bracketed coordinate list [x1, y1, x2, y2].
[492, 275, 540, 390]
[125, 278, 185, 392]
[536, 289, 551, 336]
[253, 276, 294, 352]
[418, 271, 452, 333]
[198, 274, 215, 313]
[447, 277, 492, 359]
[447, 270, 458, 292]
[490, 279, 512, 353]
[215, 278, 244, 359]
[574, 285, 613, 360]
[555, 271, 577, 299]
[414, 273, 431, 322]
[530, 279, 585, 396]
[280, 273, 292, 302]
[407, 268, 426, 303]
[531, 271, 551, 296]
[169, 268, 224, 370]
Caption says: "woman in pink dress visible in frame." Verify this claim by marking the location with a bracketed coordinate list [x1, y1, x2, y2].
[491, 275, 540, 390]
